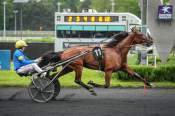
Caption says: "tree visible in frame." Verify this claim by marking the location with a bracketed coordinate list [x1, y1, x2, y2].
[59, 0, 80, 12]
[0, 0, 141, 31]
[21, 0, 56, 30]
[91, 0, 140, 17]
[115, 0, 141, 17]
[79, 0, 91, 11]
[90, 0, 110, 12]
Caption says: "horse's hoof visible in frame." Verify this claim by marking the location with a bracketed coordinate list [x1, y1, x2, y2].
[149, 83, 155, 87]
[91, 92, 97, 96]
[145, 82, 154, 88]
[88, 88, 97, 96]
[88, 88, 94, 92]
[88, 80, 93, 85]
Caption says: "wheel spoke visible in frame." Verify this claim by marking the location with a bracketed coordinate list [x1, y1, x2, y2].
[32, 90, 39, 99]
[41, 93, 47, 101]
[37, 79, 45, 88]
[42, 90, 54, 93]
[33, 78, 43, 89]
[29, 84, 36, 89]
[33, 79, 40, 88]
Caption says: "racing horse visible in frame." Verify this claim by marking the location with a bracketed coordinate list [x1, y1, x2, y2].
[39, 27, 152, 95]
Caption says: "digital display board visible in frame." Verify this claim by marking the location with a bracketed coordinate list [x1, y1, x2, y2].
[158, 5, 173, 20]
[64, 16, 119, 22]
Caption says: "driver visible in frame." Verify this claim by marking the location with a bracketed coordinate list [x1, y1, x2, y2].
[13, 40, 44, 76]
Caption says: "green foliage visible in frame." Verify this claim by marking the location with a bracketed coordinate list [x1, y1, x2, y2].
[79, 0, 91, 11]
[60, 0, 80, 12]
[91, 0, 140, 17]
[116, 53, 175, 82]
[163, 0, 170, 4]
[114, 65, 175, 82]
[22, 0, 56, 30]
[127, 54, 138, 65]
[115, 0, 141, 17]
[0, 67, 175, 87]
[90, 0, 111, 12]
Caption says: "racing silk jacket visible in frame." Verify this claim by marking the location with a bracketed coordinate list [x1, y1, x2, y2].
[13, 49, 34, 71]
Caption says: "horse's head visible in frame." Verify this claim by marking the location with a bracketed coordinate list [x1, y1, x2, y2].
[38, 51, 62, 68]
[131, 27, 153, 46]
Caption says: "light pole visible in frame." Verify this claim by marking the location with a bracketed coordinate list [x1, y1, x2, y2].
[3, 1, 7, 41]
[20, 7, 23, 39]
[57, 2, 61, 12]
[13, 10, 18, 37]
[13, 0, 29, 40]
[110, 0, 115, 12]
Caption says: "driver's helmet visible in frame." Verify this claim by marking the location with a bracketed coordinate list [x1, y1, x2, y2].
[15, 40, 28, 49]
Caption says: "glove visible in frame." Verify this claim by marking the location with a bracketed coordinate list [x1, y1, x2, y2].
[34, 57, 42, 63]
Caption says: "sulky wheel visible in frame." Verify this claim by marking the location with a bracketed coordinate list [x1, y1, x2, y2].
[28, 77, 55, 103]
[52, 80, 61, 100]
[48, 73, 61, 100]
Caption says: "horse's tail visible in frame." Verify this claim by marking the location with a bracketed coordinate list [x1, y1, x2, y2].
[56, 51, 63, 61]
[48, 51, 63, 63]
[39, 51, 63, 67]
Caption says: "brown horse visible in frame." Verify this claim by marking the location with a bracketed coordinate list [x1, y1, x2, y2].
[39, 28, 152, 95]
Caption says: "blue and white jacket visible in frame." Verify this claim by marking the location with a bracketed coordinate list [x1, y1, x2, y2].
[13, 49, 34, 71]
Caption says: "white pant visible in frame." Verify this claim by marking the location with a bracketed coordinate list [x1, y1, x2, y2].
[16, 63, 43, 74]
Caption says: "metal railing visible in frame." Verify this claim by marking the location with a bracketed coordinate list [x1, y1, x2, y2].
[0, 31, 54, 37]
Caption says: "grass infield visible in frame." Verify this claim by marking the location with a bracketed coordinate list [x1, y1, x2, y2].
[0, 68, 175, 88]
[0, 54, 175, 87]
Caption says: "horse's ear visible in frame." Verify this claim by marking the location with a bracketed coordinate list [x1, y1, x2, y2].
[131, 26, 137, 32]
[131, 26, 140, 33]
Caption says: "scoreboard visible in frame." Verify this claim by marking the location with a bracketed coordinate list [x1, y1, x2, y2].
[64, 16, 119, 22]
[55, 12, 142, 51]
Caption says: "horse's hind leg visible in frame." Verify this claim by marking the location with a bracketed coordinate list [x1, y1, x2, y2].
[74, 66, 97, 96]
[87, 80, 104, 88]
[58, 67, 73, 77]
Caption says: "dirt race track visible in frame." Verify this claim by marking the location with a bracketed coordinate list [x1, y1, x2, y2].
[0, 88, 175, 116]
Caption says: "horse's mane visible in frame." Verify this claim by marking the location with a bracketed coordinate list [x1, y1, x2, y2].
[106, 31, 129, 47]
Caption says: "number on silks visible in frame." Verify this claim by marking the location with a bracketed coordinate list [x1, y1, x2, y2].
[92, 46, 103, 61]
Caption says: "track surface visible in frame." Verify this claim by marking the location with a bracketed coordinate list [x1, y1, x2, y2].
[0, 88, 175, 116]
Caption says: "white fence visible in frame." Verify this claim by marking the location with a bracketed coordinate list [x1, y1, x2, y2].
[0, 31, 55, 41]
[0, 31, 54, 37]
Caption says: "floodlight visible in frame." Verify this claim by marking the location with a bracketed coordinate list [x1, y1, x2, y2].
[13, 0, 29, 3]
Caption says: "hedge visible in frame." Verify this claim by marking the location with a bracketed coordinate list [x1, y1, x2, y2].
[113, 65, 175, 82]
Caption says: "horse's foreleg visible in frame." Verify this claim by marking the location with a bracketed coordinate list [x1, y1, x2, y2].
[74, 66, 97, 96]
[124, 66, 152, 87]
[88, 70, 112, 88]
[104, 70, 112, 88]
[132, 72, 152, 87]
